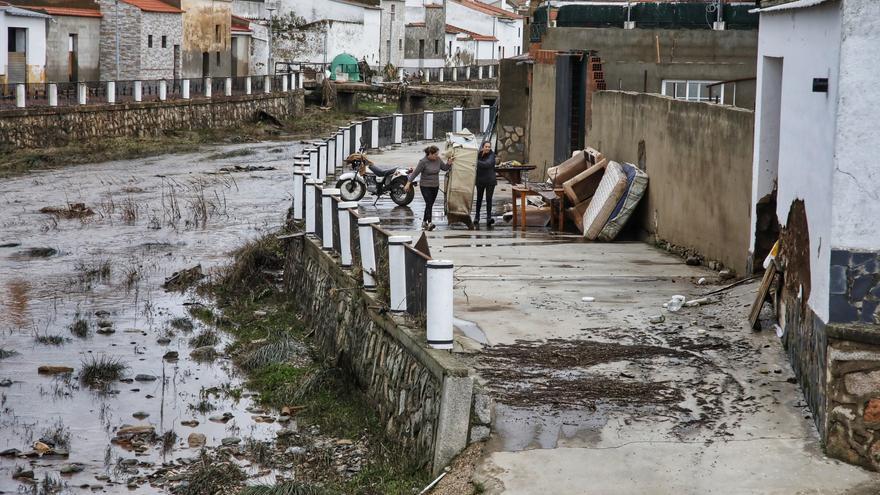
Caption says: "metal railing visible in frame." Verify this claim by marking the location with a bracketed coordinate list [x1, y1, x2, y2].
[0, 72, 303, 112]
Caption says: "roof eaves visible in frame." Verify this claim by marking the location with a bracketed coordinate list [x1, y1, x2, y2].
[750, 0, 831, 13]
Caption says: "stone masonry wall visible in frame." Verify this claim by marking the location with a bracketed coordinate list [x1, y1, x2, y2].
[99, 0, 143, 81]
[0, 91, 305, 149]
[283, 234, 472, 474]
[141, 12, 183, 80]
[830, 249, 880, 324]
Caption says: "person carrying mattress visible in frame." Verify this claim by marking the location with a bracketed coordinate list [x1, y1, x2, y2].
[404, 145, 455, 231]
[474, 141, 497, 226]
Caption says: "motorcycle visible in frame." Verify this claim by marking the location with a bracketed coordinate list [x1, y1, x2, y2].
[336, 147, 415, 206]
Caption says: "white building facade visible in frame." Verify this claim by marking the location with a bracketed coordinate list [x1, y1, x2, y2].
[0, 5, 49, 84]
[274, 0, 382, 65]
[446, 0, 522, 62]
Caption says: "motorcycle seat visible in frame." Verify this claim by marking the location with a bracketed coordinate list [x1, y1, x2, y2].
[368, 164, 397, 177]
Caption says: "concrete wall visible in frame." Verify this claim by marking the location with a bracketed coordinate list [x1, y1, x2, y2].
[0, 11, 48, 84]
[589, 91, 754, 275]
[180, 0, 233, 78]
[141, 12, 183, 80]
[45, 16, 101, 82]
[283, 228, 473, 474]
[543, 26, 758, 109]
[98, 0, 142, 81]
[231, 33, 250, 77]
[249, 22, 268, 75]
[497, 57, 529, 162]
[526, 57, 556, 178]
[404, 5, 445, 65]
[379, 0, 406, 67]
[0, 90, 304, 148]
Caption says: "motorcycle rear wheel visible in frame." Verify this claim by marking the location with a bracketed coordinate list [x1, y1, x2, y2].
[336, 178, 366, 202]
[389, 177, 415, 206]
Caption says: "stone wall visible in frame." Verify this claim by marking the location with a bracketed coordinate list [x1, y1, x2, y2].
[98, 0, 143, 81]
[141, 12, 183, 80]
[0, 91, 305, 149]
[282, 233, 473, 475]
[830, 250, 880, 324]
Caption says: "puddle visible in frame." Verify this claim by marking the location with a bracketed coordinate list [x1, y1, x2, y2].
[489, 404, 608, 452]
[0, 142, 302, 493]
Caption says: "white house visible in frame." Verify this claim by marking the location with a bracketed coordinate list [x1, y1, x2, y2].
[275, 0, 382, 66]
[445, 0, 522, 62]
[0, 4, 49, 84]
[445, 24, 496, 65]
[748, 0, 880, 468]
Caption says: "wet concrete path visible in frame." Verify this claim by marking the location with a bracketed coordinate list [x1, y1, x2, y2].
[365, 142, 880, 494]
[0, 141, 303, 493]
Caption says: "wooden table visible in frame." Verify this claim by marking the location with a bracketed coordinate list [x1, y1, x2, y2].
[496, 165, 536, 185]
[511, 185, 565, 232]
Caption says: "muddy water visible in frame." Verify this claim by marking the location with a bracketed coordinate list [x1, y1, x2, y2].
[0, 142, 304, 493]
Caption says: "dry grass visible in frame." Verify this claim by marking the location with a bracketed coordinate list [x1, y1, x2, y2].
[79, 355, 128, 389]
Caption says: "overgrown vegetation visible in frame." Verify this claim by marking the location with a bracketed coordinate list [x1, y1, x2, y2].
[0, 347, 17, 359]
[241, 482, 338, 495]
[40, 419, 71, 450]
[69, 313, 90, 338]
[34, 333, 68, 346]
[181, 451, 246, 495]
[198, 232, 430, 494]
[79, 355, 128, 389]
[189, 329, 220, 348]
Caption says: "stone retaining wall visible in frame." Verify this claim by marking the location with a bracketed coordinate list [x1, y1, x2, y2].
[283, 233, 473, 475]
[0, 91, 305, 149]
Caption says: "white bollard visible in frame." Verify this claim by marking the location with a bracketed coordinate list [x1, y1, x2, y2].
[48, 83, 58, 107]
[424, 110, 434, 140]
[159, 80, 167, 101]
[357, 217, 380, 289]
[264, 75, 272, 94]
[370, 117, 379, 149]
[305, 179, 319, 234]
[480, 104, 491, 134]
[425, 69, 430, 83]
[78, 83, 87, 105]
[225, 77, 232, 96]
[182, 79, 190, 99]
[478, 66, 484, 79]
[388, 235, 412, 313]
[306, 147, 319, 177]
[15, 84, 25, 108]
[453, 67, 458, 82]
[453, 107, 463, 132]
[107, 81, 116, 104]
[204, 78, 212, 98]
[245, 76, 252, 95]
[338, 127, 347, 166]
[292, 165, 309, 221]
[322, 188, 340, 251]
[354, 122, 363, 151]
[282, 74, 289, 92]
[318, 142, 328, 181]
[326, 137, 336, 177]
[466, 66, 471, 80]
[338, 201, 357, 267]
[134, 81, 142, 102]
[393, 113, 403, 144]
[342, 127, 351, 159]
[426, 260, 454, 349]
[298, 72, 304, 90]
[489, 65, 494, 78]
[439, 68, 444, 83]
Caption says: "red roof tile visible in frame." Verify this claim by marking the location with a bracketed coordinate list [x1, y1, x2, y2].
[452, 0, 521, 20]
[446, 24, 497, 42]
[29, 6, 101, 16]
[121, 0, 182, 14]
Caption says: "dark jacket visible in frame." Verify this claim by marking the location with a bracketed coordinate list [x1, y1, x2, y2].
[475, 151, 497, 187]
[408, 157, 451, 188]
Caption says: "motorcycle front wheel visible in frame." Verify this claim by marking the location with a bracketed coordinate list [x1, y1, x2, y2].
[389, 177, 415, 206]
[336, 178, 367, 202]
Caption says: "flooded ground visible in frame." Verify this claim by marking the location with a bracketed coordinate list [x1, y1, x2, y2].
[0, 141, 305, 493]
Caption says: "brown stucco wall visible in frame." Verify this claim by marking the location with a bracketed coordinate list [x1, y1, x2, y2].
[0, 90, 304, 148]
[588, 91, 754, 274]
[179, 0, 233, 78]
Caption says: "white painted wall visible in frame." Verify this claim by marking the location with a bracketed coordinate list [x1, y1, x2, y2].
[293, 20, 381, 66]
[0, 11, 48, 81]
[830, 0, 880, 251]
[405, 0, 427, 24]
[379, 0, 406, 66]
[749, 1, 842, 322]
[249, 21, 269, 75]
[445, 0, 521, 61]
[279, 0, 366, 24]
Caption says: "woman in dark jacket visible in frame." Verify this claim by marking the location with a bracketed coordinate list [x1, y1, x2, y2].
[474, 141, 497, 226]
[404, 145, 454, 231]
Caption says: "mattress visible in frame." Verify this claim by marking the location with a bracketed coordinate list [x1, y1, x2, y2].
[597, 163, 649, 241]
[444, 131, 479, 228]
[582, 161, 630, 240]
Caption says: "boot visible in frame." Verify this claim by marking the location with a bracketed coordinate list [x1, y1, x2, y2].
[473, 206, 481, 227]
[486, 205, 495, 226]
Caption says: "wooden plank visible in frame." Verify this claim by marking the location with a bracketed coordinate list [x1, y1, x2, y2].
[748, 263, 777, 331]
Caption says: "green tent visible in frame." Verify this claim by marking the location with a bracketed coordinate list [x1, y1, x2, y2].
[329, 53, 361, 82]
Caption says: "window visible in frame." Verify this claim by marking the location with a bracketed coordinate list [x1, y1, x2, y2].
[448, 40, 452, 55]
[148, 35, 153, 48]
[515, 46, 520, 56]
[390, 3, 395, 20]
[216, 51, 221, 65]
[434, 39, 439, 55]
[661, 79, 723, 103]
[215, 25, 220, 43]
[162, 35, 167, 48]
[399, 38, 403, 50]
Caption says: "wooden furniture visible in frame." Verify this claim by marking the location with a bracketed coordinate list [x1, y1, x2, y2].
[495, 164, 536, 185]
[511, 185, 565, 232]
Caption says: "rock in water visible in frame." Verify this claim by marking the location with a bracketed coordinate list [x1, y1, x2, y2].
[220, 437, 241, 446]
[134, 374, 157, 382]
[38, 366, 74, 374]
[163, 351, 179, 361]
[187, 433, 207, 448]
[60, 463, 85, 474]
